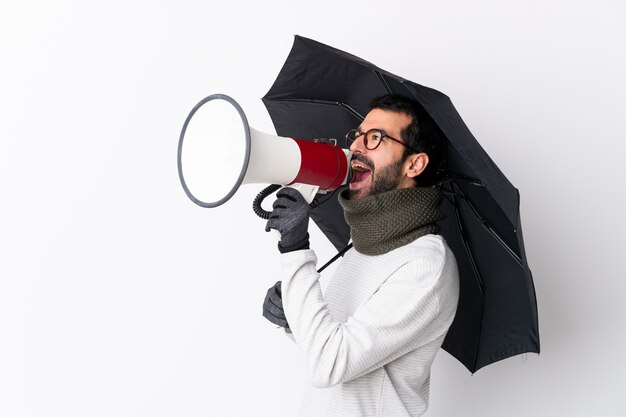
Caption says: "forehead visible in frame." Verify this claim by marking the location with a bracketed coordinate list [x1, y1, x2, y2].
[359, 108, 412, 136]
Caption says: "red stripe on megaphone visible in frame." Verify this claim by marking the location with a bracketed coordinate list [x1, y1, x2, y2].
[289, 139, 348, 191]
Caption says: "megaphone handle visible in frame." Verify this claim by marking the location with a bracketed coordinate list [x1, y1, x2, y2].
[288, 183, 320, 204]
[269, 183, 319, 242]
[252, 183, 319, 222]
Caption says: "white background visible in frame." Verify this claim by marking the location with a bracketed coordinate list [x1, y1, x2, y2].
[1, 0, 625, 415]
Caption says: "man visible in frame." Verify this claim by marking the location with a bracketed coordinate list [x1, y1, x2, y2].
[262, 94, 460, 417]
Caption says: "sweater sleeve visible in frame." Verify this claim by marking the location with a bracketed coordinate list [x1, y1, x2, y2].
[280, 248, 445, 389]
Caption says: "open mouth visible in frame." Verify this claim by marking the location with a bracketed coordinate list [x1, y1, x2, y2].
[350, 160, 372, 189]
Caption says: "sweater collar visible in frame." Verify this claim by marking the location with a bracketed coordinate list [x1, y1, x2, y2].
[338, 187, 445, 256]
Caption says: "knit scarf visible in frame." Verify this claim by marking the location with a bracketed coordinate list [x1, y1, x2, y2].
[338, 186, 445, 256]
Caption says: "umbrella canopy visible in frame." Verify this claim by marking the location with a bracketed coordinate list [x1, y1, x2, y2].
[262, 35, 539, 373]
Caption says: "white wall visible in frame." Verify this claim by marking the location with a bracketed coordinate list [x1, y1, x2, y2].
[1, 0, 625, 415]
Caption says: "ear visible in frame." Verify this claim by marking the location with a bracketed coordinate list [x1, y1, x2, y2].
[404, 152, 429, 178]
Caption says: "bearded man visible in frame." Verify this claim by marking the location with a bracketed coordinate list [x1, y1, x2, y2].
[262, 93, 460, 417]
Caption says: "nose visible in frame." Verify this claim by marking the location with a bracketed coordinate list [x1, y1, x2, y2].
[349, 133, 366, 154]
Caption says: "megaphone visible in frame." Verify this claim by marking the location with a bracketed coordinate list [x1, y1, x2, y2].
[177, 94, 352, 217]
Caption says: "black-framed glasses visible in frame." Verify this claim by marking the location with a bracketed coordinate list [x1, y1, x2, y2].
[345, 128, 421, 154]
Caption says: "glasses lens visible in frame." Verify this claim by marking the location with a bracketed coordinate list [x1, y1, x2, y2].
[365, 130, 383, 150]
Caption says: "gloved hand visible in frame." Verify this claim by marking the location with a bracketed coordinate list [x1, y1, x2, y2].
[262, 281, 289, 329]
[265, 187, 311, 253]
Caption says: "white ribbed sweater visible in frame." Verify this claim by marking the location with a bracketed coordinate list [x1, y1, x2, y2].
[280, 234, 460, 417]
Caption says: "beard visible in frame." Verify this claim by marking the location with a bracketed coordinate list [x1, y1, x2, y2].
[348, 156, 405, 200]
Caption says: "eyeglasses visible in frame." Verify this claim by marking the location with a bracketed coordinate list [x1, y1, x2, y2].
[345, 129, 421, 154]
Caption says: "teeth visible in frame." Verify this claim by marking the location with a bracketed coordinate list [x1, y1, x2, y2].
[351, 161, 370, 171]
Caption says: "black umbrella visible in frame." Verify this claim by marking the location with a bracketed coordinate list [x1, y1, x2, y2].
[262, 35, 539, 373]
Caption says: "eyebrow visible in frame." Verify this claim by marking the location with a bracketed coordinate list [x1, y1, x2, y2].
[356, 127, 390, 136]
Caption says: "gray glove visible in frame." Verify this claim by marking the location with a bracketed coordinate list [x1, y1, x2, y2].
[262, 281, 289, 329]
[265, 187, 311, 253]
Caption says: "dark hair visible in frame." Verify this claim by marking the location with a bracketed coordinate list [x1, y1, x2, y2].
[369, 93, 447, 187]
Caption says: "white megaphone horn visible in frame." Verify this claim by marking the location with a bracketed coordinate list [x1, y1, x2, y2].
[177, 94, 352, 217]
